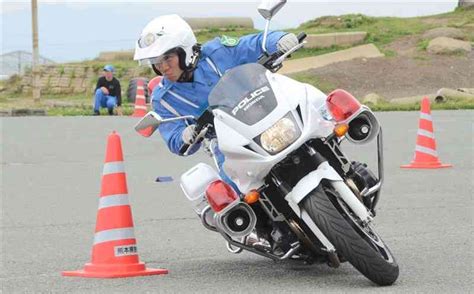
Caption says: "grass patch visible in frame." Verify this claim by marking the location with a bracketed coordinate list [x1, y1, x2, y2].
[0, 91, 142, 115]
[413, 54, 430, 61]
[290, 72, 337, 94]
[294, 8, 474, 52]
[381, 49, 397, 57]
[289, 45, 351, 59]
[295, 14, 431, 49]
[1, 90, 472, 115]
[371, 100, 474, 111]
[434, 7, 474, 28]
[299, 14, 376, 31]
[46, 103, 136, 116]
[417, 39, 430, 51]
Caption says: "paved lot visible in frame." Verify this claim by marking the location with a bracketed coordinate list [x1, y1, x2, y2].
[1, 110, 472, 293]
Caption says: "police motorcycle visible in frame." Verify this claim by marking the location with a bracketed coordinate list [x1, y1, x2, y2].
[135, 0, 399, 286]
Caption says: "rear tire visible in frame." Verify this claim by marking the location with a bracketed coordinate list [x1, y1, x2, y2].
[301, 184, 399, 286]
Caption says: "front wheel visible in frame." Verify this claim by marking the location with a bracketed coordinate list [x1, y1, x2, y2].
[301, 184, 399, 286]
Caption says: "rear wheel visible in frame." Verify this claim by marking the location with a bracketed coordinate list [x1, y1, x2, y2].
[301, 184, 399, 286]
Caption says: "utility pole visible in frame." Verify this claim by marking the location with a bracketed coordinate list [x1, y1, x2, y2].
[18, 51, 22, 74]
[31, 0, 41, 102]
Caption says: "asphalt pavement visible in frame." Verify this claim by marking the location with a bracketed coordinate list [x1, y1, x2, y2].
[1, 110, 472, 293]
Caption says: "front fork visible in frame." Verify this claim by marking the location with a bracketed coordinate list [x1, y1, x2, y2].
[322, 127, 384, 214]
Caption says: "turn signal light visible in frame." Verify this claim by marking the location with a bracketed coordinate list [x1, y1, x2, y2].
[334, 123, 349, 137]
[205, 180, 239, 213]
[244, 190, 260, 204]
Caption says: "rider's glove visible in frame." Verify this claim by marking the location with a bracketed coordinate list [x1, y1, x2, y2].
[182, 124, 197, 145]
[277, 33, 299, 53]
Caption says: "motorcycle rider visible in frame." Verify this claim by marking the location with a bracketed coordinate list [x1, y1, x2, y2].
[134, 14, 299, 190]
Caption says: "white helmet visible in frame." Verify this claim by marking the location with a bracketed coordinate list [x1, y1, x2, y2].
[134, 14, 197, 67]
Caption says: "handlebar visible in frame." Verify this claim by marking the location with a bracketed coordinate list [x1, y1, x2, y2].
[179, 143, 190, 155]
[178, 122, 206, 155]
[297, 32, 307, 43]
[178, 108, 215, 155]
[258, 32, 306, 72]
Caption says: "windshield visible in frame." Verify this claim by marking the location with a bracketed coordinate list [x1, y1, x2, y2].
[208, 63, 277, 125]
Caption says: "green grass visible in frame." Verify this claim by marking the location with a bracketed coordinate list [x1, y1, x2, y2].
[293, 9, 473, 51]
[2, 88, 472, 116]
[0, 59, 153, 99]
[2, 9, 473, 115]
[295, 14, 430, 49]
[289, 45, 352, 59]
[381, 49, 397, 57]
[370, 100, 474, 111]
[46, 103, 136, 116]
[289, 72, 337, 94]
[417, 39, 430, 51]
[433, 7, 474, 31]
[0, 91, 138, 116]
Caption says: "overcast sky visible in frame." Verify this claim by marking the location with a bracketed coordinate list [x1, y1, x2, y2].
[1, 0, 459, 62]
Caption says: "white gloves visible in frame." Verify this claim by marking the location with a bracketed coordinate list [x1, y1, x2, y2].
[182, 124, 197, 145]
[277, 33, 299, 53]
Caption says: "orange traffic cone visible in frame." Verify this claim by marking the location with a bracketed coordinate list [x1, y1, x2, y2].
[401, 97, 452, 169]
[131, 80, 148, 117]
[62, 131, 168, 278]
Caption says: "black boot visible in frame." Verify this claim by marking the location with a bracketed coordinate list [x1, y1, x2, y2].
[108, 108, 114, 115]
[93, 110, 100, 116]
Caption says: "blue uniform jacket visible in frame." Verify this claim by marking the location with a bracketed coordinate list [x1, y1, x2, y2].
[152, 31, 285, 155]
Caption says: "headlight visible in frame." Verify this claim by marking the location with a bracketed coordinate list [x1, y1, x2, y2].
[259, 113, 301, 154]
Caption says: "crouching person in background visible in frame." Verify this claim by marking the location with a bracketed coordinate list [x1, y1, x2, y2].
[93, 64, 123, 115]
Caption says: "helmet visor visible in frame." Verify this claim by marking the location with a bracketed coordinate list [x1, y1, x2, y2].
[138, 56, 162, 66]
[137, 52, 177, 67]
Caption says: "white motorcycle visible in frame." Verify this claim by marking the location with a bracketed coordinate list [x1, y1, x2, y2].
[136, 0, 399, 286]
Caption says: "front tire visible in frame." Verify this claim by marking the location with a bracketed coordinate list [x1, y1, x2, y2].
[302, 184, 399, 286]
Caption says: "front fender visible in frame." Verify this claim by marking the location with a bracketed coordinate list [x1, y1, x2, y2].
[284, 161, 372, 223]
[284, 161, 342, 208]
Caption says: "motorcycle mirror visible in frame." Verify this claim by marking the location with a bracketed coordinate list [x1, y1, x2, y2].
[135, 112, 196, 137]
[134, 111, 163, 137]
[258, 0, 287, 20]
[258, 0, 286, 54]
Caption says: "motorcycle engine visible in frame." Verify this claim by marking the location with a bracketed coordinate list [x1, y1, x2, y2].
[347, 161, 378, 209]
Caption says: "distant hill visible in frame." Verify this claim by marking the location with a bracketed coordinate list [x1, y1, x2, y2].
[0, 51, 55, 79]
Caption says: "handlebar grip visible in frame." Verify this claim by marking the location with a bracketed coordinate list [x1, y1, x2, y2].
[179, 143, 190, 155]
[297, 32, 307, 43]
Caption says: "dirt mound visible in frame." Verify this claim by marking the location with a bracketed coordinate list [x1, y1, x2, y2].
[305, 51, 474, 100]
[422, 27, 467, 40]
[427, 37, 472, 54]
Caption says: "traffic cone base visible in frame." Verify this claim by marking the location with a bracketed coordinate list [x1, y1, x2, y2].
[401, 162, 452, 169]
[62, 131, 168, 278]
[62, 263, 168, 278]
[401, 97, 452, 169]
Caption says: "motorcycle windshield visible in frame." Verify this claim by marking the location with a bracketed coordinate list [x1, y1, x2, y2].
[208, 63, 277, 125]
